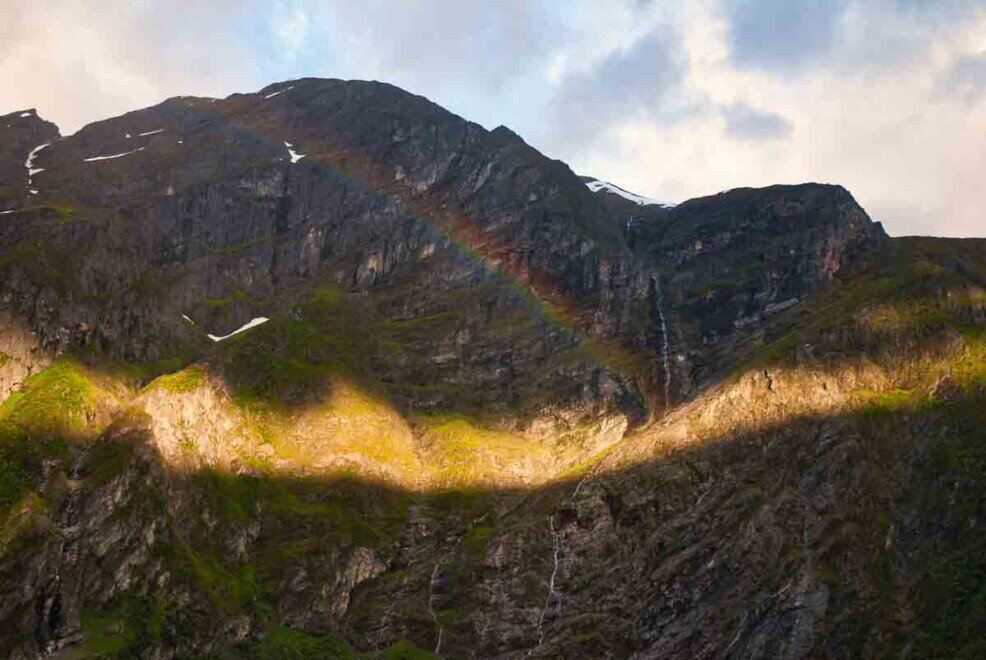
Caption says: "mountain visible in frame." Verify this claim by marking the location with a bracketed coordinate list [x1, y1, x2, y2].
[0, 79, 982, 658]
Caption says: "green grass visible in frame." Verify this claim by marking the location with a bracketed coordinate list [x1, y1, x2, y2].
[218, 286, 383, 406]
[0, 359, 101, 508]
[376, 639, 439, 659]
[194, 467, 401, 545]
[415, 414, 554, 486]
[79, 605, 131, 655]
[0, 359, 95, 434]
[206, 289, 261, 308]
[0, 235, 86, 296]
[84, 439, 136, 487]
[912, 538, 986, 659]
[211, 236, 274, 256]
[231, 625, 359, 659]
[151, 364, 206, 394]
[858, 388, 916, 415]
[186, 550, 265, 615]
[77, 594, 166, 656]
[461, 524, 494, 562]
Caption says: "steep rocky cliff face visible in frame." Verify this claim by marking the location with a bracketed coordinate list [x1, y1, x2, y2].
[620, 183, 888, 398]
[0, 81, 981, 658]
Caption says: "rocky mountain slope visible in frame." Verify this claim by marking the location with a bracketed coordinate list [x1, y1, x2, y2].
[0, 79, 981, 658]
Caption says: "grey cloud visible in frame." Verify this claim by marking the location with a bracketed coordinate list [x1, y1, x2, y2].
[546, 28, 689, 152]
[317, 0, 559, 91]
[726, 0, 848, 72]
[725, 0, 985, 76]
[723, 102, 791, 141]
[939, 52, 986, 102]
[887, 0, 979, 18]
[293, 0, 570, 135]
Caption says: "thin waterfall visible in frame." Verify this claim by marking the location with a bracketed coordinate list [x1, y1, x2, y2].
[650, 275, 672, 410]
[529, 450, 613, 654]
[536, 515, 563, 647]
[428, 563, 445, 654]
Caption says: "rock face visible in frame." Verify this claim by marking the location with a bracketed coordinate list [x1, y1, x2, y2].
[0, 109, 60, 212]
[0, 80, 982, 659]
[622, 183, 887, 397]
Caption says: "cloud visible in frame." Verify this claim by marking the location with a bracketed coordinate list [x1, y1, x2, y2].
[722, 102, 791, 141]
[724, 0, 983, 76]
[0, 0, 259, 134]
[314, 0, 557, 92]
[545, 27, 690, 153]
[560, 2, 986, 238]
[939, 52, 986, 102]
[726, 0, 848, 72]
[271, 1, 312, 60]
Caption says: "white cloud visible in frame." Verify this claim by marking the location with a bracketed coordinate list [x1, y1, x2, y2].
[939, 52, 986, 102]
[272, 1, 311, 60]
[546, 0, 986, 238]
[0, 0, 258, 134]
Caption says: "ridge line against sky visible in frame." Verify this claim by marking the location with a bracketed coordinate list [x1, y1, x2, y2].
[1, 0, 983, 237]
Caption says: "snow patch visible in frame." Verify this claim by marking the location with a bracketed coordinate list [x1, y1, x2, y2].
[264, 85, 295, 99]
[284, 141, 306, 163]
[25, 143, 50, 182]
[139, 128, 164, 137]
[19, 112, 32, 118]
[585, 179, 670, 207]
[207, 317, 269, 342]
[0, 210, 15, 215]
[181, 314, 195, 325]
[84, 147, 145, 162]
[29, 190, 38, 195]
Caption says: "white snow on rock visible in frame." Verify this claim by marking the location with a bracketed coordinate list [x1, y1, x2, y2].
[84, 147, 146, 162]
[29, 190, 38, 195]
[207, 317, 269, 342]
[25, 143, 50, 181]
[0, 210, 15, 215]
[264, 85, 295, 99]
[585, 179, 670, 207]
[139, 128, 165, 137]
[181, 314, 195, 325]
[19, 112, 32, 118]
[284, 141, 306, 163]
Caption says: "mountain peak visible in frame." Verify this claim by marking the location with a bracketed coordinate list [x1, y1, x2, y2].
[0, 78, 979, 659]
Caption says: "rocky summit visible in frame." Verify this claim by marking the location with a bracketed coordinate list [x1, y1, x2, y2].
[0, 79, 982, 658]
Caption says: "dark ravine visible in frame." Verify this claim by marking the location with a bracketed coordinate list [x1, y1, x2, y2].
[0, 80, 982, 658]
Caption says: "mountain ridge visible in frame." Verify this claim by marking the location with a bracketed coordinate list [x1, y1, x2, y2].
[0, 79, 981, 658]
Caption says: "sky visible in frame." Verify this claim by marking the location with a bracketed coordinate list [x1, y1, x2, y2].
[1, 0, 984, 237]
